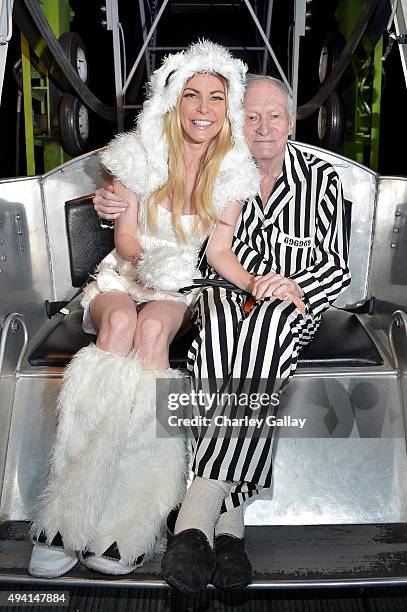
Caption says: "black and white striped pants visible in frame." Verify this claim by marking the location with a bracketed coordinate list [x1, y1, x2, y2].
[187, 286, 319, 512]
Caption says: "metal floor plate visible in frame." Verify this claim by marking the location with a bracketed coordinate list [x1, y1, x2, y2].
[2, 522, 407, 589]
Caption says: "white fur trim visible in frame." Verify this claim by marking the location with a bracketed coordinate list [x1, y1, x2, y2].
[88, 368, 188, 564]
[80, 282, 100, 310]
[32, 355, 188, 563]
[31, 344, 142, 551]
[80, 245, 201, 309]
[135, 244, 202, 291]
[101, 40, 259, 213]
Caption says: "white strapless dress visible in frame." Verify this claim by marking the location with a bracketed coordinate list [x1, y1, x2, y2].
[81, 205, 204, 334]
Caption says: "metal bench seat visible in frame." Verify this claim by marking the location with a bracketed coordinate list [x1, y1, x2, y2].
[27, 191, 383, 370]
[29, 306, 383, 369]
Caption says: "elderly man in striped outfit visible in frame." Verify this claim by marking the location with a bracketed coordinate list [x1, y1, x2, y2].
[94, 74, 350, 594]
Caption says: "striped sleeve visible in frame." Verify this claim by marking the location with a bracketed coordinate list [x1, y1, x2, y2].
[290, 171, 350, 317]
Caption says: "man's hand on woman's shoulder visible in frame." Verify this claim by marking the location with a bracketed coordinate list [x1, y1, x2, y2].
[93, 184, 128, 220]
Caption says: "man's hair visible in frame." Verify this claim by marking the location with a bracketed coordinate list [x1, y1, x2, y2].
[245, 74, 295, 120]
[148, 74, 232, 242]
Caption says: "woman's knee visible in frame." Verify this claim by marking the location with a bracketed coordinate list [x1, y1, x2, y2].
[100, 307, 137, 343]
[135, 316, 169, 349]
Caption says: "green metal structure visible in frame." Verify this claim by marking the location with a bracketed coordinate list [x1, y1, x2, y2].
[19, 1, 386, 174]
[336, 0, 383, 170]
[21, 0, 73, 175]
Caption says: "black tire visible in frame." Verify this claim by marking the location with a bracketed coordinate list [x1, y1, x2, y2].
[317, 91, 346, 152]
[318, 31, 346, 84]
[58, 93, 89, 156]
[58, 31, 89, 85]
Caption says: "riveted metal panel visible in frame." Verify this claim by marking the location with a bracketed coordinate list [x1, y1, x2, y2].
[370, 176, 407, 311]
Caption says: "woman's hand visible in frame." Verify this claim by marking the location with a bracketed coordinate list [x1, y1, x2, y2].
[93, 184, 128, 220]
[251, 272, 304, 300]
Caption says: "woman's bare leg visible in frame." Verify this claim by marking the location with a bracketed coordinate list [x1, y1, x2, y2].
[134, 300, 190, 369]
[90, 291, 138, 356]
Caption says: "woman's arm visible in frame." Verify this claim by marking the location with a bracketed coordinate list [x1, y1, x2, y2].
[206, 202, 254, 293]
[113, 180, 143, 264]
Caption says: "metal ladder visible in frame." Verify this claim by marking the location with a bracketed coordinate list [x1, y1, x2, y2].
[103, 0, 311, 134]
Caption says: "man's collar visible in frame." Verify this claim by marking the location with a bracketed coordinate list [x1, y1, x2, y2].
[256, 142, 307, 188]
[281, 142, 308, 186]
[252, 143, 308, 222]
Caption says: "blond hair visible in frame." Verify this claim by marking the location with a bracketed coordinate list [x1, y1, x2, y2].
[148, 76, 232, 242]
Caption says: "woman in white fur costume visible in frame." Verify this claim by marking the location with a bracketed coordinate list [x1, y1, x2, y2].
[28, 40, 259, 578]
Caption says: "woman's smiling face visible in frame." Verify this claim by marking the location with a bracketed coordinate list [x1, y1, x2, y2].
[179, 73, 227, 146]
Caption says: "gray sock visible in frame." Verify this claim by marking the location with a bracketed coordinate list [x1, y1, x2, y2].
[215, 504, 245, 540]
[174, 476, 231, 548]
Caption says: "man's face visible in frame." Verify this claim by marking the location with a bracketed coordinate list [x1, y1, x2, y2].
[243, 81, 294, 162]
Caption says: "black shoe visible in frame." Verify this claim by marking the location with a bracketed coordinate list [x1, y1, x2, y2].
[162, 528, 216, 595]
[212, 534, 253, 590]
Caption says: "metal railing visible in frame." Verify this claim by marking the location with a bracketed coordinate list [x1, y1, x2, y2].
[0, 313, 29, 379]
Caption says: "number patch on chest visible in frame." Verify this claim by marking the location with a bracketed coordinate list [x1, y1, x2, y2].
[277, 230, 314, 248]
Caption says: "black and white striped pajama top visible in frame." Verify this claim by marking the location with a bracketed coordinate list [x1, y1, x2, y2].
[187, 142, 351, 512]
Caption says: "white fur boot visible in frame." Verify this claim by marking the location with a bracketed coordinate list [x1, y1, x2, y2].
[86, 368, 189, 566]
[31, 344, 142, 552]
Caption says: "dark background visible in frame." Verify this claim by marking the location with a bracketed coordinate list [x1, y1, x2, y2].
[0, 0, 406, 179]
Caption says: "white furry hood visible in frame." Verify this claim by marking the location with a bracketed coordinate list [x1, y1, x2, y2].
[101, 40, 259, 213]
